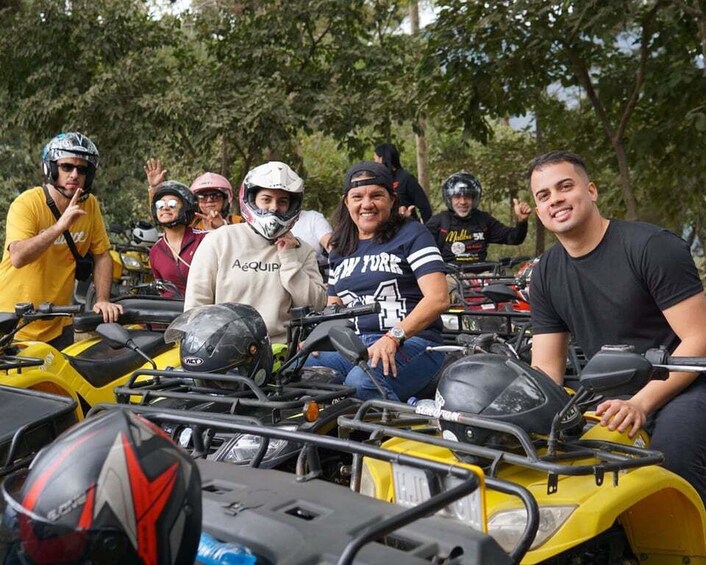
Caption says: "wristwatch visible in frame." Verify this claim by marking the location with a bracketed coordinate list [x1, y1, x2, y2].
[387, 327, 406, 346]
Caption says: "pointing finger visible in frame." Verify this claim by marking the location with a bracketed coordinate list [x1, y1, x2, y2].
[69, 187, 83, 205]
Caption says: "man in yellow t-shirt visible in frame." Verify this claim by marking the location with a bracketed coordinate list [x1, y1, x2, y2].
[0, 132, 123, 348]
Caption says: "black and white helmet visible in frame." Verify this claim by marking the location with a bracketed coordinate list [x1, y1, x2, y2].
[239, 161, 304, 240]
[165, 303, 274, 388]
[132, 221, 160, 247]
[41, 132, 100, 196]
[442, 171, 482, 212]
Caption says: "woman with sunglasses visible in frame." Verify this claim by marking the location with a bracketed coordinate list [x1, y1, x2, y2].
[145, 160, 242, 230]
[148, 181, 204, 299]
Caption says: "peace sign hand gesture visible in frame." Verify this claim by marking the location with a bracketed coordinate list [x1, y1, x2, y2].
[56, 188, 87, 232]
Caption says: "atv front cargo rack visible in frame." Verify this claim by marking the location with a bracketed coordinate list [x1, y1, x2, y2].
[91, 403, 539, 564]
[337, 399, 665, 495]
[116, 368, 357, 424]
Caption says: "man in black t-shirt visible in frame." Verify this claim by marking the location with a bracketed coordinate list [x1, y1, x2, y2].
[528, 150, 706, 504]
[426, 172, 531, 265]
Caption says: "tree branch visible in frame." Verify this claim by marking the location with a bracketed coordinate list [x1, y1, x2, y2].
[615, 1, 663, 142]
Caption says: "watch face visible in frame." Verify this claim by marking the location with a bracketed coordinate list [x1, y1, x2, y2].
[391, 328, 405, 340]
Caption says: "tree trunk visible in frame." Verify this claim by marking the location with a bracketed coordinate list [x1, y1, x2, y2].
[613, 141, 639, 220]
[415, 115, 429, 192]
[409, 0, 429, 194]
[534, 110, 545, 256]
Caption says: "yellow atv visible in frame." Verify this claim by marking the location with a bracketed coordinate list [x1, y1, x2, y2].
[0, 298, 183, 419]
[338, 345, 706, 564]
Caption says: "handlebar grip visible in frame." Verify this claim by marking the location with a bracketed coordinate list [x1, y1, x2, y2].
[34, 303, 84, 315]
[340, 303, 381, 317]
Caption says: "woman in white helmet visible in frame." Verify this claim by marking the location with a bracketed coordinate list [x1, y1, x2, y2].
[184, 161, 326, 344]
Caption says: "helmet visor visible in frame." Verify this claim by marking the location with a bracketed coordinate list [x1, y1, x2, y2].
[165, 305, 249, 352]
[1, 471, 132, 565]
[482, 374, 546, 416]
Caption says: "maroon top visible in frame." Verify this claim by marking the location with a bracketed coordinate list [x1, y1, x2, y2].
[149, 227, 206, 298]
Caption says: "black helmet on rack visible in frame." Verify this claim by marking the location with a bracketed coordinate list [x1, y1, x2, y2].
[0, 409, 201, 565]
[435, 354, 583, 451]
[165, 303, 273, 387]
[442, 171, 482, 213]
[151, 181, 198, 228]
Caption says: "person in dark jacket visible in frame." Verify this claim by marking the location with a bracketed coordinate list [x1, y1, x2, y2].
[374, 143, 432, 223]
[426, 171, 531, 266]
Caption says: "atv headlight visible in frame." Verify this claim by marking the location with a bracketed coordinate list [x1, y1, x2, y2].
[219, 425, 298, 463]
[121, 254, 143, 271]
[392, 463, 485, 532]
[441, 314, 460, 331]
[488, 505, 575, 551]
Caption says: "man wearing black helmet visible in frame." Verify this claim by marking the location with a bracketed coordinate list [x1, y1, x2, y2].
[0, 132, 122, 348]
[426, 171, 532, 266]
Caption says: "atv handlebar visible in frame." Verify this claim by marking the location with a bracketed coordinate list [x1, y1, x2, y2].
[14, 302, 83, 319]
[286, 302, 381, 328]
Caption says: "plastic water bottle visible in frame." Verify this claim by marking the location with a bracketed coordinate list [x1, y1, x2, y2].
[196, 532, 259, 565]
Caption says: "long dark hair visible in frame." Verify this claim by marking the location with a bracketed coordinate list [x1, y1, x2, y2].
[330, 175, 406, 257]
[374, 143, 401, 172]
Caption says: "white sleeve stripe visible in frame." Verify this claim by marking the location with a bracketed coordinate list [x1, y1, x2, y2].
[411, 254, 445, 271]
[408, 246, 442, 262]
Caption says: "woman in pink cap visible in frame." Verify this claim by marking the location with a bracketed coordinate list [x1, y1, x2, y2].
[145, 159, 243, 231]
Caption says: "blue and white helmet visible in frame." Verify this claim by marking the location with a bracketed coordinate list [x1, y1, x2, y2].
[239, 161, 304, 240]
[42, 132, 100, 195]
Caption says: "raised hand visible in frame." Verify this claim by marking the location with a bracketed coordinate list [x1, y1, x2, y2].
[275, 232, 300, 252]
[57, 188, 87, 231]
[399, 205, 416, 219]
[194, 210, 227, 230]
[144, 158, 167, 192]
[513, 198, 532, 221]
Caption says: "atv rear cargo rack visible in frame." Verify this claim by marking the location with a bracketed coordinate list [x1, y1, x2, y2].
[0, 385, 78, 476]
[91, 403, 539, 565]
[337, 399, 665, 495]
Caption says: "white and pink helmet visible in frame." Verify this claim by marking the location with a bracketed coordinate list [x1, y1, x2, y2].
[190, 172, 233, 216]
[239, 161, 304, 241]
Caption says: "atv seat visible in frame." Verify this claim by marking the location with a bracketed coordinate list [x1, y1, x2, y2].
[66, 330, 172, 389]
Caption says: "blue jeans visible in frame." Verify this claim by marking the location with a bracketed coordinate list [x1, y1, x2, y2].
[303, 334, 444, 402]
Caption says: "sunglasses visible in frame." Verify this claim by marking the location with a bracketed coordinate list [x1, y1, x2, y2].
[155, 198, 180, 210]
[197, 192, 225, 201]
[57, 163, 90, 175]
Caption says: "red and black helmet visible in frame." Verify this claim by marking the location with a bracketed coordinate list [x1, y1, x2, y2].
[1, 409, 201, 565]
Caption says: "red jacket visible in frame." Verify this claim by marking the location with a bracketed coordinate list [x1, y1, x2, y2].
[149, 228, 206, 298]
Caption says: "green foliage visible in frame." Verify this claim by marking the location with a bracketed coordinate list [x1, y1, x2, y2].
[0, 0, 703, 257]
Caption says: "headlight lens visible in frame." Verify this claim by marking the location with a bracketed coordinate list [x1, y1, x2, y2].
[488, 505, 576, 551]
[121, 254, 142, 270]
[219, 425, 298, 463]
[392, 463, 485, 532]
